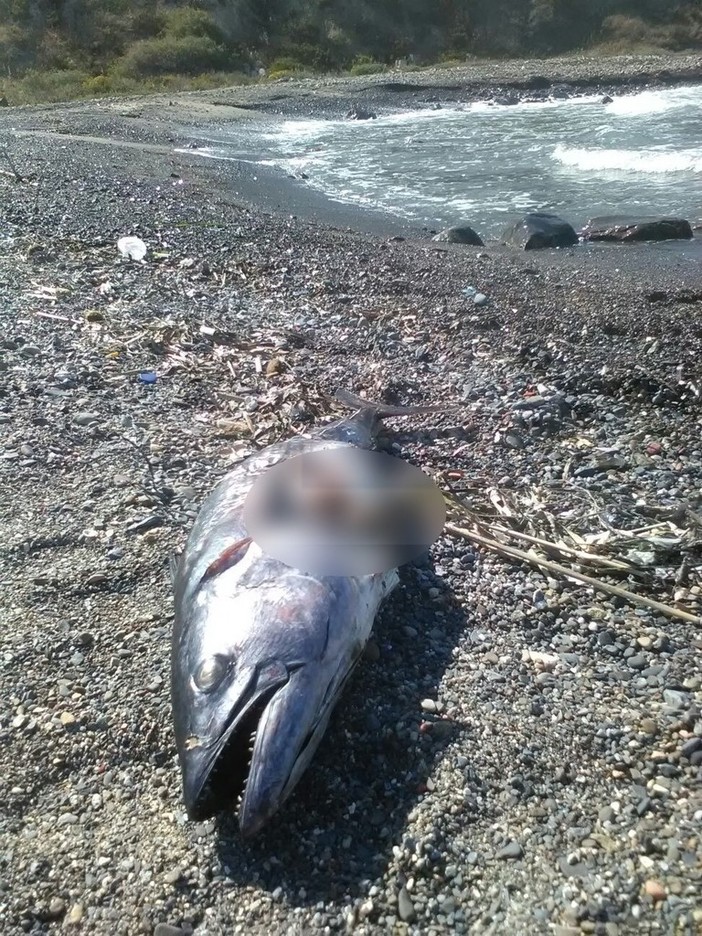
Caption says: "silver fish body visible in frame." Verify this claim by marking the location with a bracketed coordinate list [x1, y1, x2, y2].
[170, 395, 435, 836]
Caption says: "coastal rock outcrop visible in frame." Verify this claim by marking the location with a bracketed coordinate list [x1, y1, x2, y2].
[432, 225, 484, 246]
[505, 212, 579, 250]
[580, 216, 694, 243]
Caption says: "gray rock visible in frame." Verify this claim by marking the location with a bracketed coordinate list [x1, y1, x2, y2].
[154, 925, 185, 936]
[505, 212, 578, 250]
[397, 886, 416, 923]
[580, 215, 693, 243]
[681, 737, 702, 760]
[496, 841, 523, 859]
[663, 689, 688, 710]
[346, 106, 377, 121]
[73, 412, 101, 426]
[432, 225, 484, 246]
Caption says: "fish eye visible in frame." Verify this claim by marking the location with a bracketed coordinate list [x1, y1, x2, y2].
[193, 655, 229, 692]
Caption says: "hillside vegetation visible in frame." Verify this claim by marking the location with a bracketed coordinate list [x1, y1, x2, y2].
[1, 0, 701, 103]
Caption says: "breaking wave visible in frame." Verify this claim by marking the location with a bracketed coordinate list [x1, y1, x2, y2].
[552, 144, 702, 174]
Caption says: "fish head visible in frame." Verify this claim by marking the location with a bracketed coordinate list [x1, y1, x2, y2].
[171, 553, 391, 835]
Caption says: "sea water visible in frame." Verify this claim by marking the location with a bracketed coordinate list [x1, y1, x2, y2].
[185, 84, 702, 242]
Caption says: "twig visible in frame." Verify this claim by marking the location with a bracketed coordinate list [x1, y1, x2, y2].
[445, 521, 701, 626]
[0, 146, 24, 183]
[483, 522, 638, 574]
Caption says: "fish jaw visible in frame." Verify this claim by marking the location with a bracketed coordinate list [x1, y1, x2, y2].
[178, 658, 291, 822]
[238, 661, 347, 837]
[239, 569, 400, 837]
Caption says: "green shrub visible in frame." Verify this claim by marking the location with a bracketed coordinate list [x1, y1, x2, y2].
[3, 68, 90, 104]
[267, 67, 313, 80]
[267, 55, 307, 73]
[274, 41, 339, 72]
[163, 7, 226, 43]
[82, 73, 112, 93]
[113, 34, 228, 77]
[349, 61, 386, 76]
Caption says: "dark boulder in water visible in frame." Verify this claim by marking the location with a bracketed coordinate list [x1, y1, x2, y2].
[346, 105, 377, 121]
[432, 225, 484, 246]
[505, 212, 579, 250]
[580, 216, 694, 243]
[493, 92, 519, 106]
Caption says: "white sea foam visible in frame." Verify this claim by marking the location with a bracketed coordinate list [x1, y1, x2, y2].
[552, 144, 702, 174]
[604, 84, 702, 115]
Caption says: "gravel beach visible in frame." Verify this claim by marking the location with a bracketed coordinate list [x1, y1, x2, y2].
[1, 53, 701, 936]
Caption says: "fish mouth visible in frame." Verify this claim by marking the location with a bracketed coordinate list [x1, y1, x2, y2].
[182, 660, 291, 824]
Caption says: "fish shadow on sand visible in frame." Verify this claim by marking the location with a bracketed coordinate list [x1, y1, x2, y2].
[212, 557, 474, 904]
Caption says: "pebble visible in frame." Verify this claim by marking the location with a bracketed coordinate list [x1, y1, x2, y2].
[681, 737, 702, 759]
[65, 902, 84, 925]
[663, 689, 688, 710]
[397, 887, 416, 923]
[496, 841, 523, 860]
[73, 412, 101, 426]
[644, 879, 667, 902]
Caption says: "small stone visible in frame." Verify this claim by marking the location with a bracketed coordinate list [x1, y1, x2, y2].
[640, 718, 657, 735]
[48, 897, 65, 918]
[627, 654, 646, 670]
[164, 867, 183, 885]
[73, 412, 101, 427]
[644, 879, 666, 902]
[496, 841, 523, 860]
[397, 887, 416, 923]
[473, 292, 488, 306]
[681, 737, 702, 760]
[153, 926, 184, 936]
[65, 902, 84, 925]
[636, 796, 652, 816]
[421, 698, 438, 714]
[598, 805, 614, 824]
[59, 712, 76, 726]
[57, 813, 78, 826]
[663, 689, 687, 710]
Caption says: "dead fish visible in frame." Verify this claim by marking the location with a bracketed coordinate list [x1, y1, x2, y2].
[170, 390, 445, 837]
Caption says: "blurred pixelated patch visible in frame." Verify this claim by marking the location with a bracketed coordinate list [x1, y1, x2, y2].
[243, 448, 446, 576]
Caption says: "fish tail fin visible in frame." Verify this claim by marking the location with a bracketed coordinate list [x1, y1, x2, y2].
[333, 388, 449, 418]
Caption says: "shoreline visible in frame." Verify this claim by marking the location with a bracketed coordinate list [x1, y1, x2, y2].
[4, 51, 701, 259]
[1, 53, 702, 936]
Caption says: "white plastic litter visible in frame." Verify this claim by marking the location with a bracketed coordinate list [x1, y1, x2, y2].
[117, 236, 147, 261]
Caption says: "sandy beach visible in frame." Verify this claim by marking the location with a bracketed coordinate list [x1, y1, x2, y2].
[1, 53, 701, 936]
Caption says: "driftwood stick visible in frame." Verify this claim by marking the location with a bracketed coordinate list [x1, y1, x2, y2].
[480, 522, 636, 573]
[445, 521, 701, 626]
